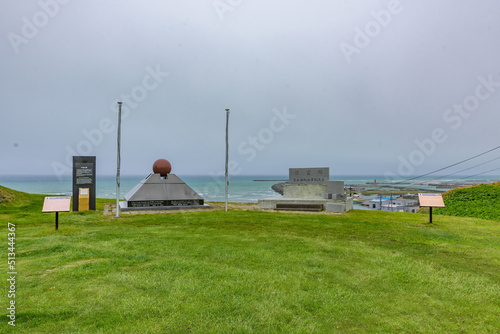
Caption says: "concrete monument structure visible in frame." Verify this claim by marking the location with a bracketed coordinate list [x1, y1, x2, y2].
[258, 167, 353, 212]
[119, 159, 210, 211]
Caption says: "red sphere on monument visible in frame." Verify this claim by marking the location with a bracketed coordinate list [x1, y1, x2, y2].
[152, 159, 172, 176]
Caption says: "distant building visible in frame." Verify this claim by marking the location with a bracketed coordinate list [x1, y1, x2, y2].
[367, 197, 420, 213]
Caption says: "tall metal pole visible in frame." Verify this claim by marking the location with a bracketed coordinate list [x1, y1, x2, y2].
[115, 102, 122, 218]
[225, 108, 230, 212]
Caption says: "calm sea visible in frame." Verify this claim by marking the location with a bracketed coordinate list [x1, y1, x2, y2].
[0, 174, 498, 203]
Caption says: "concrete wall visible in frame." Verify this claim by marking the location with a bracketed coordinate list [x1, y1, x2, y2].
[325, 197, 354, 212]
[283, 184, 327, 199]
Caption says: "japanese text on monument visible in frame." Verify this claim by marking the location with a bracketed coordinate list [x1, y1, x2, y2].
[289, 168, 329, 183]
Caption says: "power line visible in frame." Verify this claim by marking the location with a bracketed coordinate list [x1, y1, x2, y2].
[395, 145, 500, 184]
[459, 167, 500, 180]
[430, 156, 500, 181]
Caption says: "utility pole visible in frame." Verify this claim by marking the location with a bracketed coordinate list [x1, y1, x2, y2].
[225, 109, 230, 212]
[115, 102, 122, 218]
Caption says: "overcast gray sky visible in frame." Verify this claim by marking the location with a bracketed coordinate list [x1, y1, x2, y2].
[1, 0, 499, 178]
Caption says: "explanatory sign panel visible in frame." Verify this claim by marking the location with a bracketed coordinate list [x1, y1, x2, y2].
[73, 156, 96, 211]
[418, 193, 445, 207]
[289, 167, 329, 184]
[42, 196, 71, 212]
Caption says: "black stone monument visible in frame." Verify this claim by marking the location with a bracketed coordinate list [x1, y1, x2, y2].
[72, 156, 96, 211]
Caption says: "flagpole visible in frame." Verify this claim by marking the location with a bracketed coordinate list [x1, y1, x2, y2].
[115, 102, 122, 218]
[225, 108, 230, 212]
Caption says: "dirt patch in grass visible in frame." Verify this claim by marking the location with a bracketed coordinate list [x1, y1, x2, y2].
[45, 258, 105, 274]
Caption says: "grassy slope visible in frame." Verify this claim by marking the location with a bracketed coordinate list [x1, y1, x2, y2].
[435, 182, 500, 221]
[0, 185, 45, 209]
[1, 186, 499, 333]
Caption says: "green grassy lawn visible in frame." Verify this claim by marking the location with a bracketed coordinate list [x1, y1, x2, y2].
[1, 187, 499, 333]
[435, 182, 500, 221]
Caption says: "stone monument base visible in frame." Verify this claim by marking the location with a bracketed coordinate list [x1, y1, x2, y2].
[119, 202, 211, 211]
[119, 172, 211, 211]
[258, 197, 353, 212]
[259, 171, 353, 213]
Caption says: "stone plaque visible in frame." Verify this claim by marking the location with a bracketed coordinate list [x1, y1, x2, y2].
[289, 167, 329, 184]
[128, 199, 204, 208]
[75, 163, 94, 185]
[73, 156, 96, 211]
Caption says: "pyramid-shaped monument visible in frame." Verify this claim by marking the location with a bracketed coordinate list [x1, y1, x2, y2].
[119, 159, 209, 211]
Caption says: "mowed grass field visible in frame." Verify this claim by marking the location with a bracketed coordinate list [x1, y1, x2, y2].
[1, 186, 499, 333]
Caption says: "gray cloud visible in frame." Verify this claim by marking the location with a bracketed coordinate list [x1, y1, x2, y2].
[1, 0, 500, 177]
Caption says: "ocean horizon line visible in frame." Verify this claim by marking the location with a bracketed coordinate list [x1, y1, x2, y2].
[2, 173, 500, 179]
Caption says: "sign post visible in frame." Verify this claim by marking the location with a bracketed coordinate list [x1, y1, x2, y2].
[73, 156, 96, 211]
[42, 196, 71, 230]
[418, 193, 445, 224]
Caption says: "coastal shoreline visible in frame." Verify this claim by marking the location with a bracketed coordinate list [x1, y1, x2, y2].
[270, 180, 497, 197]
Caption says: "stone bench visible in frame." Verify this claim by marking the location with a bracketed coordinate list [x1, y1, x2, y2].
[275, 203, 323, 212]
